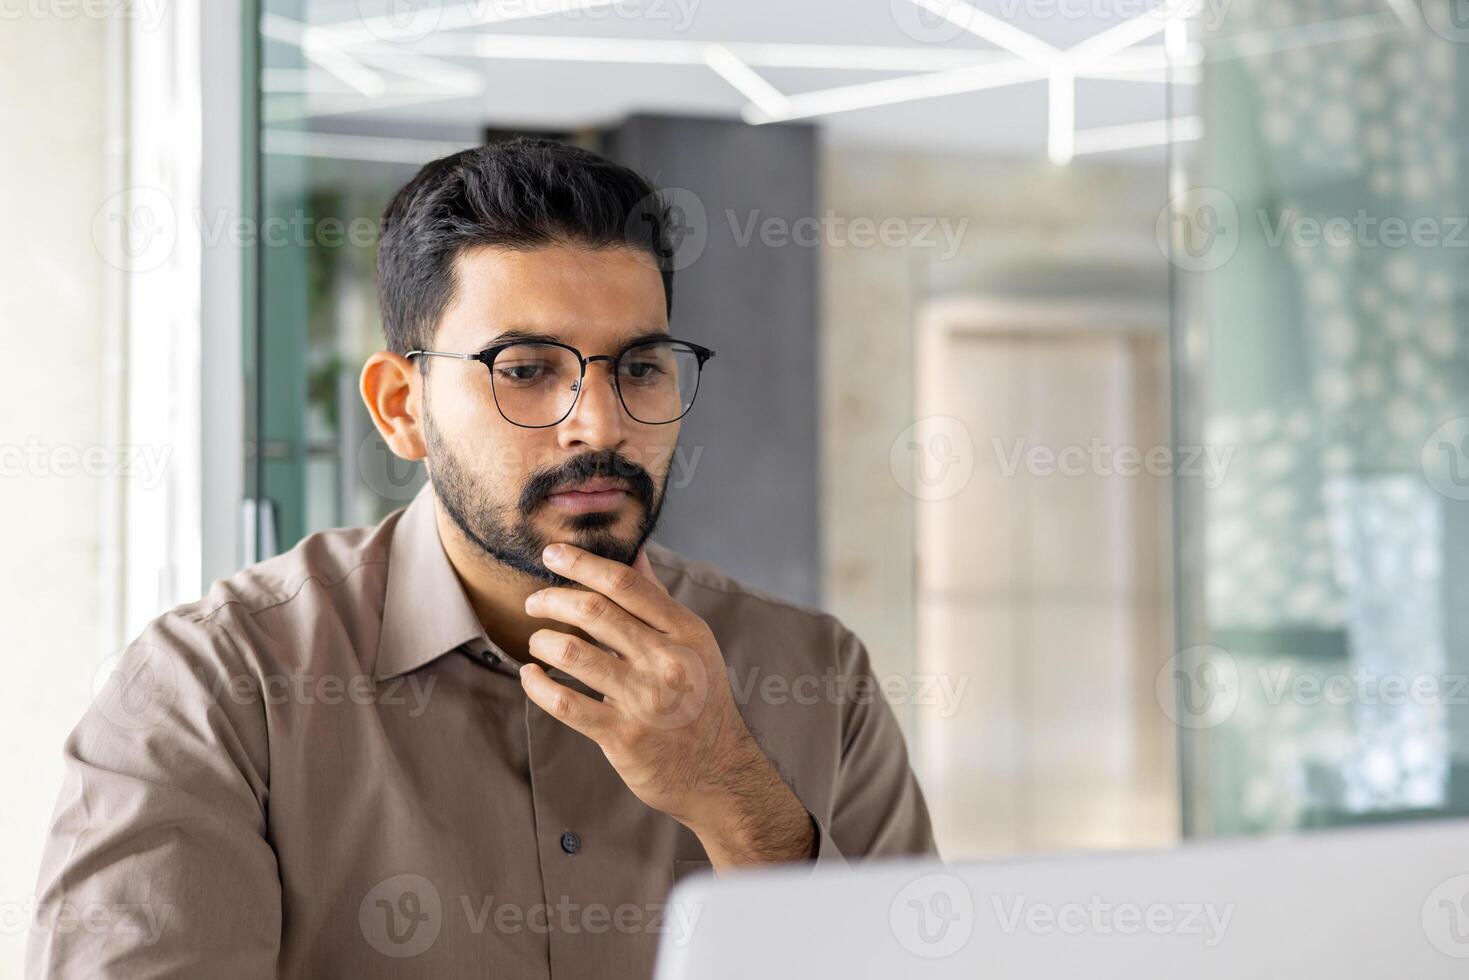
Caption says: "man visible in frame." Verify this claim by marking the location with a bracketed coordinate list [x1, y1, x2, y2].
[29, 137, 935, 978]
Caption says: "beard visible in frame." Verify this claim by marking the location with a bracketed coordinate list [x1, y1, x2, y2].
[423, 406, 667, 587]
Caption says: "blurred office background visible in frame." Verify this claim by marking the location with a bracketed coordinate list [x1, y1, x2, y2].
[5, 0, 1469, 973]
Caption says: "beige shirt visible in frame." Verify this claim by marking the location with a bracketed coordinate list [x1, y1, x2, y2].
[29, 482, 935, 978]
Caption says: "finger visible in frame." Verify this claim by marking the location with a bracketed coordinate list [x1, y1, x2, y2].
[541, 543, 681, 630]
[526, 586, 660, 660]
[520, 663, 615, 740]
[528, 628, 627, 699]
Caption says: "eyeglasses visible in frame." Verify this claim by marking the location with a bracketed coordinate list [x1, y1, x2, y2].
[406, 337, 716, 428]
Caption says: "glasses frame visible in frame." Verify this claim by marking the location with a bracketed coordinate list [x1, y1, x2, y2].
[406, 336, 716, 428]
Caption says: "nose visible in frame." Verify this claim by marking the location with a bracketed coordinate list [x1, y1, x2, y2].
[555, 359, 628, 450]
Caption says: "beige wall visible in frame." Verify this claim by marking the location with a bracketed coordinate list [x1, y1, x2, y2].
[0, 14, 109, 978]
[818, 142, 1176, 857]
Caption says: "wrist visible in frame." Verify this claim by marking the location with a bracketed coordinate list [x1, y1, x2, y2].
[685, 742, 815, 868]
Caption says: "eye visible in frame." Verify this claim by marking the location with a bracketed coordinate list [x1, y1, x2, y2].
[621, 359, 663, 380]
[494, 360, 555, 385]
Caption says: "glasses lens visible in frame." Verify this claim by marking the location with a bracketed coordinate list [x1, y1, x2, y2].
[489, 343, 583, 426]
[616, 341, 702, 424]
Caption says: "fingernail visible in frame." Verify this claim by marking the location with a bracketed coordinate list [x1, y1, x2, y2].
[543, 544, 565, 564]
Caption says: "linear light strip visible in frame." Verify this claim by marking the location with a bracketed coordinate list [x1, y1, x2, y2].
[743, 60, 1050, 124]
[403, 32, 1015, 72]
[1062, 0, 1197, 67]
[313, 0, 619, 47]
[261, 13, 386, 96]
[704, 45, 790, 119]
[904, 0, 1062, 65]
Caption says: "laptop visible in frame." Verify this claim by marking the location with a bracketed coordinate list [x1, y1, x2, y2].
[653, 818, 1469, 979]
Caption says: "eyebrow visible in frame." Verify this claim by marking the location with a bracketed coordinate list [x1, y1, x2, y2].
[478, 328, 671, 352]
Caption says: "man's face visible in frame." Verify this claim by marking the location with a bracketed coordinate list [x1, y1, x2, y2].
[420, 242, 678, 586]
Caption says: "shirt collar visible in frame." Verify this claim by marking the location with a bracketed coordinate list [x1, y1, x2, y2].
[374, 482, 497, 680]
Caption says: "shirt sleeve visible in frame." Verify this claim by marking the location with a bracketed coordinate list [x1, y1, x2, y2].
[26, 611, 281, 978]
[808, 626, 939, 867]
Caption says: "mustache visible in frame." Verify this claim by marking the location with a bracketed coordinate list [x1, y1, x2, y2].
[518, 450, 656, 515]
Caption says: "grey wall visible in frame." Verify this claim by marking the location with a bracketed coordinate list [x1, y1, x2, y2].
[606, 115, 822, 609]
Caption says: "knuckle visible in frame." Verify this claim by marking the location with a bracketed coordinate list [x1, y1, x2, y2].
[578, 593, 608, 621]
[659, 659, 689, 691]
[610, 564, 642, 593]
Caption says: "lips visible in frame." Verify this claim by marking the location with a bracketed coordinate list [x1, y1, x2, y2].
[550, 477, 631, 496]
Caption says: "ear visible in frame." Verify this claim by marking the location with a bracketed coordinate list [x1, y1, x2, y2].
[360, 351, 426, 461]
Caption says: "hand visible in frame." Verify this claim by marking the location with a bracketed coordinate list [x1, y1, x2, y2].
[520, 543, 816, 869]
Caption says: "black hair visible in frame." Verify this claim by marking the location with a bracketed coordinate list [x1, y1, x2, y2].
[376, 136, 675, 355]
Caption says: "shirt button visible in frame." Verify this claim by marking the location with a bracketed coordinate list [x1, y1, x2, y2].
[481, 650, 500, 667]
[560, 831, 582, 855]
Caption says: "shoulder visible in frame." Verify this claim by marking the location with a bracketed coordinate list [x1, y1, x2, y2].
[142, 507, 404, 675]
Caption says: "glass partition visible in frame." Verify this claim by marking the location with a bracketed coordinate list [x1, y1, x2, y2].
[1169, 0, 1469, 836]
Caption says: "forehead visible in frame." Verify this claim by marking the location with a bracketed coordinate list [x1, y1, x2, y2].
[436, 242, 668, 351]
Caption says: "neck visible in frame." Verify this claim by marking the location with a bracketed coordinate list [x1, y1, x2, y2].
[432, 504, 579, 669]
